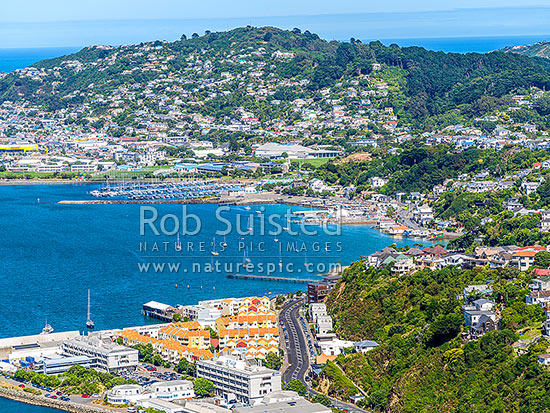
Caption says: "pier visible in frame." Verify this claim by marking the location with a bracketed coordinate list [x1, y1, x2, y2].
[227, 274, 319, 283]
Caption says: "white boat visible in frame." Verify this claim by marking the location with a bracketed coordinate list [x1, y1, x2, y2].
[211, 237, 219, 256]
[243, 248, 252, 265]
[175, 233, 182, 251]
[40, 320, 54, 335]
[86, 290, 95, 329]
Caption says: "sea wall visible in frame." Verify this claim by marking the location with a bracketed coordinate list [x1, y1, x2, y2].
[0, 386, 108, 412]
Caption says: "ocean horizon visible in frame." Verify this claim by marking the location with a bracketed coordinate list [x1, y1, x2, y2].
[1, 34, 549, 73]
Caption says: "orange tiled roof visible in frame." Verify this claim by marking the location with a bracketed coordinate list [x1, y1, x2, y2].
[119, 330, 159, 345]
[513, 250, 538, 257]
[218, 327, 279, 339]
[158, 339, 214, 359]
[316, 354, 338, 364]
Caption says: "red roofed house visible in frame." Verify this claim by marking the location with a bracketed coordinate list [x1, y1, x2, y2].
[423, 245, 448, 259]
[532, 269, 550, 277]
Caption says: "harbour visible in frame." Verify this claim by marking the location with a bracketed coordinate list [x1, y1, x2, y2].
[0, 184, 425, 339]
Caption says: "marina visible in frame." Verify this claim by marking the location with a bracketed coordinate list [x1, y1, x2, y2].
[89, 180, 244, 200]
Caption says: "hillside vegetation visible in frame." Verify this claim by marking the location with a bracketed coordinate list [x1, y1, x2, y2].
[2, 27, 550, 132]
[322, 261, 550, 411]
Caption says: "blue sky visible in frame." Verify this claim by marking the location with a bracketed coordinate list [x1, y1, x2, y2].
[1, 2, 550, 48]
[2, 1, 549, 21]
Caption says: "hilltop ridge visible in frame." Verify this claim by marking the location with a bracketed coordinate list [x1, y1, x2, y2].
[498, 40, 550, 59]
[1, 26, 550, 136]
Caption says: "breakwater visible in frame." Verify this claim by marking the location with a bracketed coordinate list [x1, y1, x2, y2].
[0, 386, 109, 412]
[58, 197, 274, 205]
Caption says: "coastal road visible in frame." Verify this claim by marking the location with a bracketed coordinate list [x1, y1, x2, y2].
[280, 297, 311, 384]
[280, 298, 368, 413]
[396, 206, 421, 230]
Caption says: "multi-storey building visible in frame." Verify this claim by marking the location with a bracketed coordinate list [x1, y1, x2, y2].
[61, 335, 138, 373]
[197, 355, 281, 404]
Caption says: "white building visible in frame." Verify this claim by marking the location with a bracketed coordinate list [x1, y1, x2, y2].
[541, 211, 550, 232]
[61, 335, 138, 373]
[197, 355, 281, 404]
[150, 380, 195, 401]
[107, 380, 194, 405]
[181, 401, 232, 412]
[316, 333, 353, 356]
[70, 164, 98, 173]
[137, 399, 185, 413]
[391, 257, 415, 275]
[138, 149, 166, 166]
[521, 181, 541, 195]
[107, 384, 147, 404]
[233, 391, 331, 413]
[309, 179, 332, 193]
[369, 176, 387, 188]
[309, 303, 328, 320]
[315, 315, 333, 335]
[254, 143, 340, 159]
[196, 306, 222, 329]
[412, 206, 434, 225]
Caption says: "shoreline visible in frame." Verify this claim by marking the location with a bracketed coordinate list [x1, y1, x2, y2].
[56, 197, 459, 238]
[0, 385, 110, 413]
[0, 180, 101, 185]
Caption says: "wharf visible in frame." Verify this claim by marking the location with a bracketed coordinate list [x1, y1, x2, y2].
[227, 273, 319, 283]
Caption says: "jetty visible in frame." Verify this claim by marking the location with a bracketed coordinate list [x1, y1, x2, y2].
[227, 274, 319, 283]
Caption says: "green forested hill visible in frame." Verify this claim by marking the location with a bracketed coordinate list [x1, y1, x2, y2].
[1, 26, 550, 130]
[322, 261, 550, 411]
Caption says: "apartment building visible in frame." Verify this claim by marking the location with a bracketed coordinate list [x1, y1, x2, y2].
[197, 355, 281, 404]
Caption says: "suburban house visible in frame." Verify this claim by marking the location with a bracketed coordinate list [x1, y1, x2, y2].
[353, 340, 380, 353]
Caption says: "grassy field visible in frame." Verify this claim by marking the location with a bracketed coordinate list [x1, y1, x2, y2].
[0, 172, 81, 179]
[290, 158, 332, 168]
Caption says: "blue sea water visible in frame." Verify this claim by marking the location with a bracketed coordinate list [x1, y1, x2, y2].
[0, 184, 427, 410]
[0, 47, 81, 73]
[0, 398, 59, 412]
[0, 184, 424, 339]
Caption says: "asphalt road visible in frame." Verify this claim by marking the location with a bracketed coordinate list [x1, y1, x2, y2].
[280, 298, 368, 413]
[280, 297, 311, 384]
